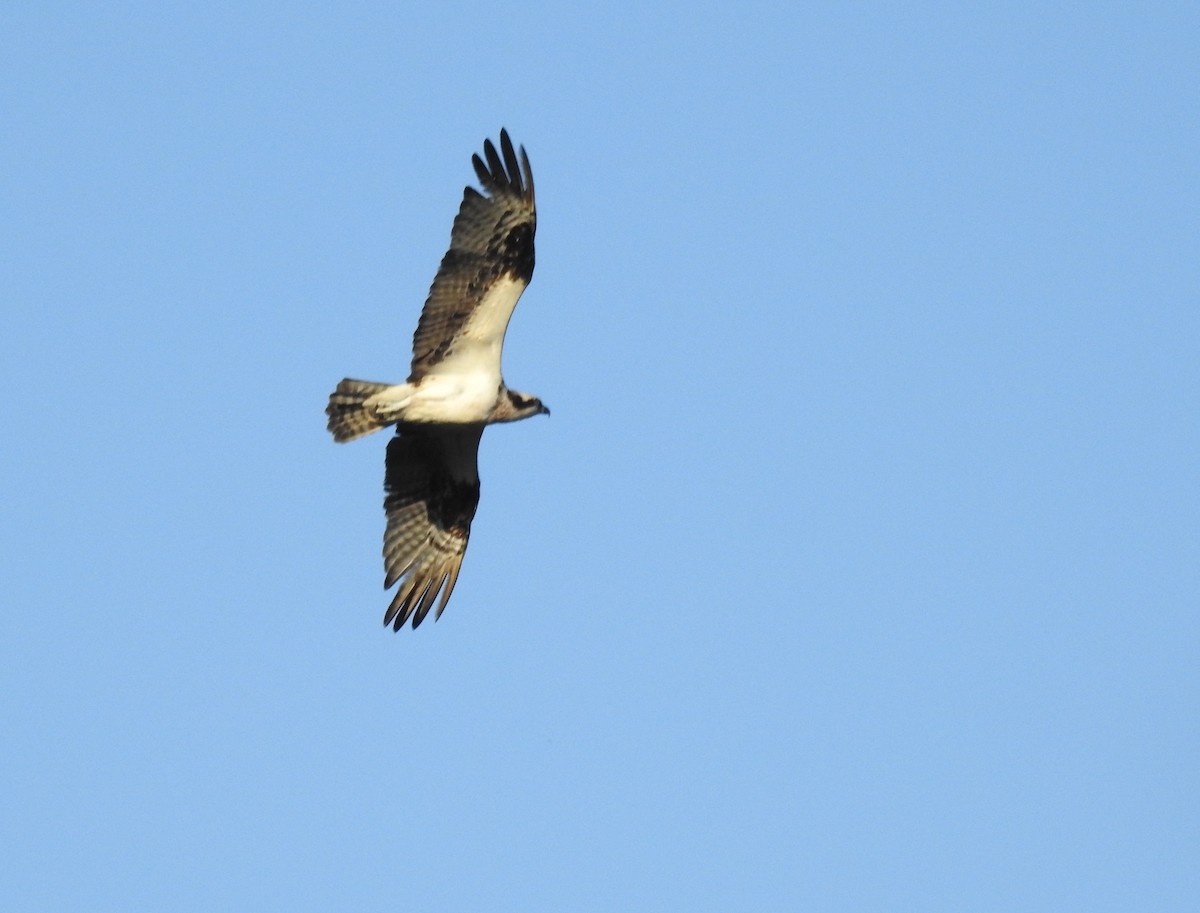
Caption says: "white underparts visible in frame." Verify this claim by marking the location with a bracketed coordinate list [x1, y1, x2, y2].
[366, 373, 499, 425]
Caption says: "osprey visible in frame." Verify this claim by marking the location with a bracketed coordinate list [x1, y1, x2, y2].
[326, 130, 547, 630]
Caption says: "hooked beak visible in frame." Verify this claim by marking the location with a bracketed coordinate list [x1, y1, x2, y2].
[539, 403, 551, 417]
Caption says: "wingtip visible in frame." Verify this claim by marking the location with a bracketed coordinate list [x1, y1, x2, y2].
[471, 151, 490, 187]
[473, 129, 533, 202]
[500, 129, 533, 198]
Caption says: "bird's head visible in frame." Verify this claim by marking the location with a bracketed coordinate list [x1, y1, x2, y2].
[494, 389, 550, 422]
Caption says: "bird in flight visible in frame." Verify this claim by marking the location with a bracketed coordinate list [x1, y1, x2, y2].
[326, 130, 548, 630]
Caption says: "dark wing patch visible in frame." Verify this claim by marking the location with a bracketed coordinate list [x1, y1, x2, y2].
[381, 426, 483, 630]
[408, 129, 537, 379]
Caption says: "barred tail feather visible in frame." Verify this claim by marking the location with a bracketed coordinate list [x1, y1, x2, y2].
[326, 379, 394, 442]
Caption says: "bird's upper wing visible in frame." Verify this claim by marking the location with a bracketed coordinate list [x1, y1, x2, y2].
[381, 425, 483, 630]
[408, 129, 536, 382]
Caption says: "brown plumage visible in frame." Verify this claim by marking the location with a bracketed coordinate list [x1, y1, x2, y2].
[381, 427, 481, 629]
[409, 130, 536, 380]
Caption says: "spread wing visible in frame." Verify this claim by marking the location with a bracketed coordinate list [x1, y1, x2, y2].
[381, 425, 483, 630]
[408, 129, 536, 382]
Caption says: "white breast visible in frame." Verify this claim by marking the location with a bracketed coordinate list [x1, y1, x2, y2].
[403, 372, 498, 424]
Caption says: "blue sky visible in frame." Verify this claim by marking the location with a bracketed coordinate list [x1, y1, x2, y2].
[2, 2, 1197, 910]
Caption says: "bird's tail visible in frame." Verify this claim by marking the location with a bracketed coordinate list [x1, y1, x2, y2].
[326, 379, 395, 442]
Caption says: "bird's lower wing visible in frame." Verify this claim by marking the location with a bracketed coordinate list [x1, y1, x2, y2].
[381, 425, 483, 630]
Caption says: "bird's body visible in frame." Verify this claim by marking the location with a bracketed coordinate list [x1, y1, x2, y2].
[335, 373, 503, 431]
[326, 130, 547, 630]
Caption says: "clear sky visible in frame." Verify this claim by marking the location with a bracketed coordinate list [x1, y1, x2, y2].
[2, 2, 1197, 910]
